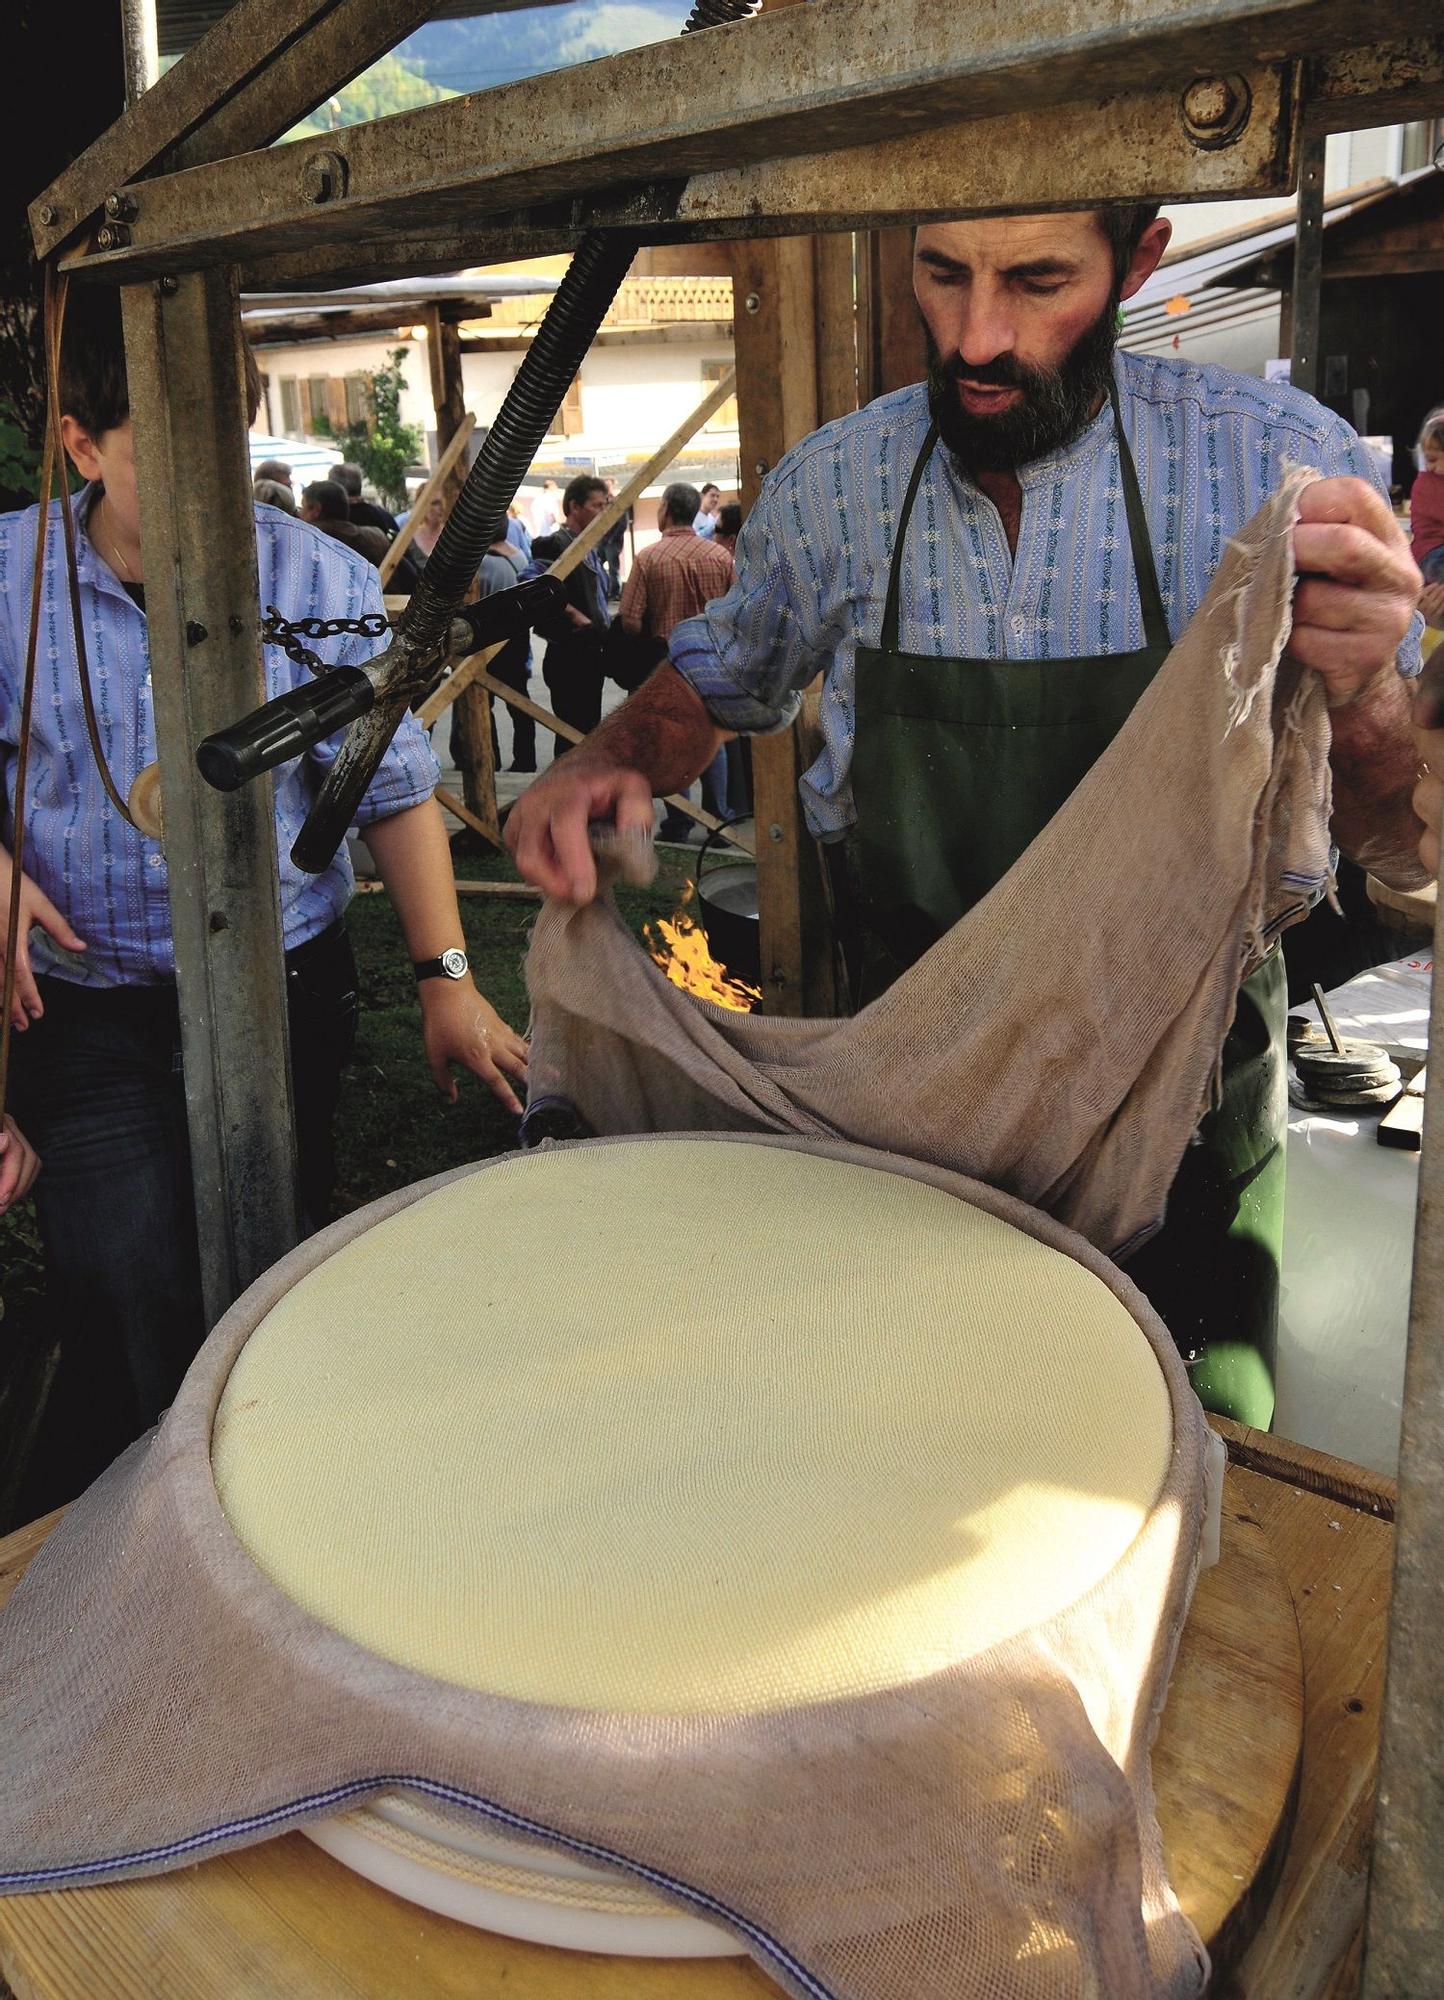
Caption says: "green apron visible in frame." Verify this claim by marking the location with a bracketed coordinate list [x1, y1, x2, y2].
[846, 383, 1283, 1426]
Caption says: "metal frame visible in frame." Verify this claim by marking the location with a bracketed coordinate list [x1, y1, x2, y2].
[26, 0, 1444, 1984]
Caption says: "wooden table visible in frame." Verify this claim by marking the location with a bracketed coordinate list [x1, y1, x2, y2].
[0, 1422, 1394, 2000]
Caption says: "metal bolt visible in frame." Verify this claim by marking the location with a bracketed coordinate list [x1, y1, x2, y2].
[96, 222, 132, 251]
[744, 292, 761, 313]
[768, 823, 783, 843]
[38, 203, 59, 227]
[104, 190, 138, 222]
[300, 149, 349, 204]
[158, 275, 179, 295]
[754, 459, 770, 478]
[1179, 73, 1251, 149]
[186, 620, 208, 646]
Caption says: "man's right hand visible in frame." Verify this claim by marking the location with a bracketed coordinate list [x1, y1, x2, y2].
[0, 853, 87, 1028]
[506, 758, 657, 904]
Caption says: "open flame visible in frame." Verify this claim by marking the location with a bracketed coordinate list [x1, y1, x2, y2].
[645, 882, 760, 1012]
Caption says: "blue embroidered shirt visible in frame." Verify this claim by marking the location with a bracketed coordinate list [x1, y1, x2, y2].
[668, 352, 1423, 839]
[0, 490, 440, 987]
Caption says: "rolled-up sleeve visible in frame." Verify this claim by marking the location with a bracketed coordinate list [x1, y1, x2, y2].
[668, 472, 827, 735]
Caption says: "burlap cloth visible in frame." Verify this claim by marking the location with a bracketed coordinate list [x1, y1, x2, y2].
[526, 468, 1331, 1260]
[0, 474, 1328, 1999]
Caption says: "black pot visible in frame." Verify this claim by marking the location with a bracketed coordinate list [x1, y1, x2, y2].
[696, 835, 760, 987]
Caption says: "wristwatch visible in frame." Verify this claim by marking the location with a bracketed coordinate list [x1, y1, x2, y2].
[413, 947, 469, 983]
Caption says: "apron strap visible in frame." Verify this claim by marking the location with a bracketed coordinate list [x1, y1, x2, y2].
[878, 374, 1171, 659]
[879, 420, 941, 656]
[1107, 374, 1172, 657]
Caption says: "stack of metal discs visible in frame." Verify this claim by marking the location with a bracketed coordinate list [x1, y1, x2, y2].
[1290, 1021, 1402, 1109]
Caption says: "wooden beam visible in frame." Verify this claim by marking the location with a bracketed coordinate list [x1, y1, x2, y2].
[30, 0, 444, 257]
[60, 0, 1443, 282]
[677, 65, 1294, 231]
[1360, 875, 1444, 1990]
[122, 268, 299, 1324]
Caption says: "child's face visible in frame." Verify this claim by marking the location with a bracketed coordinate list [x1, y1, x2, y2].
[1424, 438, 1443, 475]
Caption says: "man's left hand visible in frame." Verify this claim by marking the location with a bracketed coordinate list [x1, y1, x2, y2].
[419, 979, 528, 1115]
[1290, 478, 1421, 706]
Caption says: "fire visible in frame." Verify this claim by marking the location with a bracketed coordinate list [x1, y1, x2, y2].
[645, 883, 760, 1012]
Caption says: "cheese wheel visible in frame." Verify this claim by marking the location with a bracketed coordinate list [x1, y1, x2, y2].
[213, 1139, 1171, 1715]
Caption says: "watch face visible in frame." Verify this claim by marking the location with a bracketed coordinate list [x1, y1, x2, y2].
[440, 947, 468, 979]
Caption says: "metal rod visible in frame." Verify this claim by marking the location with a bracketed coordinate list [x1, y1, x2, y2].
[1312, 980, 1346, 1053]
[121, 0, 159, 104]
[1290, 127, 1326, 397]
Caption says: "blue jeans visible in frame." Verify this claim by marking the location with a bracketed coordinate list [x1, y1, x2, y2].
[9, 922, 358, 1509]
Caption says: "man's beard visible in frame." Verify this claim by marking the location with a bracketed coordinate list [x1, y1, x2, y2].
[923, 295, 1120, 475]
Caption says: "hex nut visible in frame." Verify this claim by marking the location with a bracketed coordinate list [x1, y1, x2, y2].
[38, 203, 59, 227]
[1180, 73, 1251, 149]
[96, 222, 132, 251]
[104, 191, 139, 222]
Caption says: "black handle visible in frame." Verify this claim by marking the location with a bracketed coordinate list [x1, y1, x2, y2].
[195, 665, 375, 792]
[455, 573, 566, 650]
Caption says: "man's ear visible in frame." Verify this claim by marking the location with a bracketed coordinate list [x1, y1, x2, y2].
[59, 415, 104, 484]
[1119, 217, 1173, 304]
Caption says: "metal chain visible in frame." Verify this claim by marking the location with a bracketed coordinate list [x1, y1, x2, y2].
[260, 605, 389, 674]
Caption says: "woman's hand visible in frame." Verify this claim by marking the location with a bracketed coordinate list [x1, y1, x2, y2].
[418, 979, 529, 1114]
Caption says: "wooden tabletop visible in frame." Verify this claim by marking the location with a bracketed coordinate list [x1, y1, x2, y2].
[0, 1422, 1394, 2000]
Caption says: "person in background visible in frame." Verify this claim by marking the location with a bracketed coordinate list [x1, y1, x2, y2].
[619, 481, 734, 839]
[333, 462, 400, 538]
[475, 533, 536, 773]
[253, 476, 297, 516]
[692, 481, 722, 539]
[715, 501, 743, 559]
[0, 287, 528, 1511]
[408, 493, 446, 566]
[253, 456, 293, 490]
[529, 478, 561, 539]
[1408, 426, 1440, 628]
[523, 474, 611, 754]
[300, 479, 391, 567]
[597, 478, 627, 602]
[505, 502, 532, 564]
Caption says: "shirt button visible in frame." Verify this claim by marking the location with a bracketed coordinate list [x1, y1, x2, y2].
[147, 853, 165, 870]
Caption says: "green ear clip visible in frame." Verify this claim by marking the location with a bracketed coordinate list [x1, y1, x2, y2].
[1116, 307, 1127, 332]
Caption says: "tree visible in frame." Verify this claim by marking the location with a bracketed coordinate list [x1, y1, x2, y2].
[335, 349, 423, 509]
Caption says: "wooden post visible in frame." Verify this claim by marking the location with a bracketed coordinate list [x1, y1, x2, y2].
[122, 269, 299, 1325]
[858, 226, 928, 402]
[1359, 892, 1444, 1989]
[424, 304, 499, 841]
[731, 233, 844, 1018]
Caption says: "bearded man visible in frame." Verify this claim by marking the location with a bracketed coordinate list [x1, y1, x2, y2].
[506, 205, 1426, 1425]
